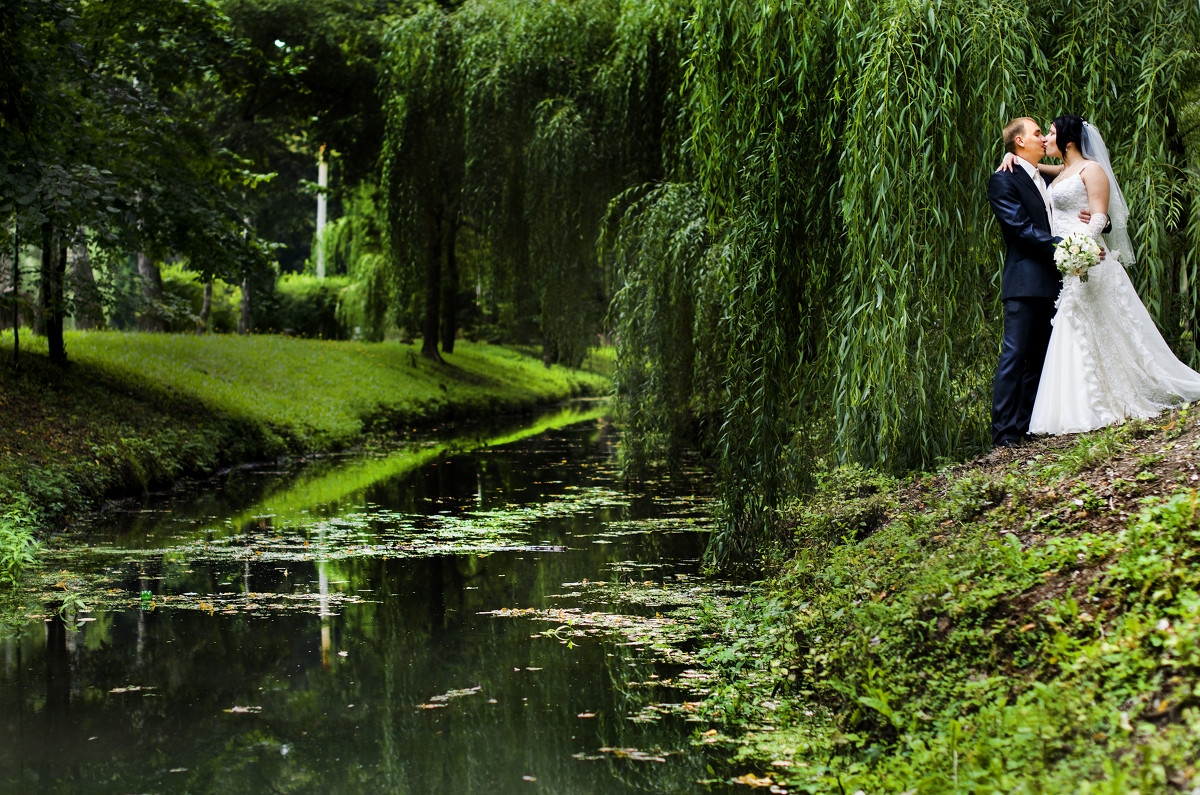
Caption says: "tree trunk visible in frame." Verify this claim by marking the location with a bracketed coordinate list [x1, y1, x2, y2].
[69, 238, 102, 330]
[39, 223, 67, 366]
[33, 247, 46, 337]
[420, 223, 442, 361]
[136, 252, 165, 332]
[238, 274, 252, 334]
[5, 228, 18, 369]
[198, 280, 213, 332]
[440, 218, 459, 354]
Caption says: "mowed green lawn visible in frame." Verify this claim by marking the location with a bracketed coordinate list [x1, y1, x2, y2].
[0, 331, 609, 528]
[22, 331, 608, 446]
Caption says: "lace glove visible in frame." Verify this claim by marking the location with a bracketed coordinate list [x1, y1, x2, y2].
[1086, 212, 1109, 241]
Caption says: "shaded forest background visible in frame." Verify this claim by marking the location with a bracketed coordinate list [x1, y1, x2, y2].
[4, 0, 1200, 564]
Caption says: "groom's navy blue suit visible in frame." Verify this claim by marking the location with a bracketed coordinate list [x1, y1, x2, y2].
[988, 165, 1062, 446]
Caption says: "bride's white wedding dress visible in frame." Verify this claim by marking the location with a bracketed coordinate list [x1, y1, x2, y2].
[1029, 173, 1200, 435]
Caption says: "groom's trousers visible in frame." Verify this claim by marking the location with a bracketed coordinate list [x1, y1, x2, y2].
[992, 297, 1055, 445]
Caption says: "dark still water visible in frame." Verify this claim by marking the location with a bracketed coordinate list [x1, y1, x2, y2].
[1, 403, 737, 794]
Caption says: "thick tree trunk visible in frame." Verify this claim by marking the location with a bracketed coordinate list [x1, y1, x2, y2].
[39, 223, 67, 366]
[198, 280, 213, 332]
[69, 238, 103, 330]
[420, 225, 442, 361]
[238, 274, 252, 334]
[136, 252, 165, 332]
[440, 218, 459, 355]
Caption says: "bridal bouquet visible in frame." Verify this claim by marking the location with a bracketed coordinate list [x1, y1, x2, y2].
[1054, 232, 1102, 283]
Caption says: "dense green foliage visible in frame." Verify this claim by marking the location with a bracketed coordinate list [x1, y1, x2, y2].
[0, 0, 274, 357]
[2, 0, 405, 357]
[320, 182, 394, 340]
[700, 411, 1200, 791]
[159, 264, 242, 333]
[258, 274, 352, 339]
[603, 0, 1200, 563]
[0, 494, 37, 588]
[380, 0, 686, 361]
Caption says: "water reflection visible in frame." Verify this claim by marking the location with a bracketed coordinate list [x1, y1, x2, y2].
[1, 404, 733, 794]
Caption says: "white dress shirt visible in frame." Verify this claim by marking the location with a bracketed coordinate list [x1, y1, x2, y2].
[1015, 157, 1053, 225]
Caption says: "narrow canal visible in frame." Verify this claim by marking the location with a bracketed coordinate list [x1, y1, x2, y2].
[1, 402, 741, 794]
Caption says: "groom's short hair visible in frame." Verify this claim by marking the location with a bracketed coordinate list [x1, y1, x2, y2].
[1003, 117, 1033, 154]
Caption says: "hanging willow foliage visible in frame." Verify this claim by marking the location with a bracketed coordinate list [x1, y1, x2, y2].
[379, 0, 1200, 565]
[324, 183, 392, 341]
[380, 0, 686, 362]
[607, 0, 1200, 565]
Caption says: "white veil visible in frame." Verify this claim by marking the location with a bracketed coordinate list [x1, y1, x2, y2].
[1080, 121, 1135, 265]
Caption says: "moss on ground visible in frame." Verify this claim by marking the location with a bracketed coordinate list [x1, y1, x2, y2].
[699, 404, 1200, 793]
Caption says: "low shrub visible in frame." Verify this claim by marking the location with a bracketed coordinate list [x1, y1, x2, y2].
[159, 264, 240, 333]
[0, 494, 38, 588]
[257, 274, 351, 339]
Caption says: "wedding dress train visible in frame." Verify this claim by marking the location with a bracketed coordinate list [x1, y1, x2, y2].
[1028, 173, 1200, 435]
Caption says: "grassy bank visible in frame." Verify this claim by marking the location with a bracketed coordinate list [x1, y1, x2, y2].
[701, 406, 1200, 793]
[0, 331, 608, 580]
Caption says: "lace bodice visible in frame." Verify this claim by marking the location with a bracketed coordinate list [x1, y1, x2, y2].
[1030, 167, 1200, 436]
[1050, 172, 1094, 239]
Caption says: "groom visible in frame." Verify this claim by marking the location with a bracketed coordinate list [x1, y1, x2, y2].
[987, 117, 1063, 448]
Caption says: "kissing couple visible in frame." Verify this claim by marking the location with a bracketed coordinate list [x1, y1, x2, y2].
[988, 114, 1200, 449]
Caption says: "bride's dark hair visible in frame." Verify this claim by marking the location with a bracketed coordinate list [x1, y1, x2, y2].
[1052, 114, 1085, 156]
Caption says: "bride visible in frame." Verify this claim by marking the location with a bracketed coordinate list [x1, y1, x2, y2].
[1004, 114, 1200, 435]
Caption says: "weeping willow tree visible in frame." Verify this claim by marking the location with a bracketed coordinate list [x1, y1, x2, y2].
[607, 0, 1200, 564]
[381, 6, 465, 359]
[378, 0, 1200, 564]
[322, 182, 392, 341]
[379, 0, 691, 365]
[380, 0, 686, 363]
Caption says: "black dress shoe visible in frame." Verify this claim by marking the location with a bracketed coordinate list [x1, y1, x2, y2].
[994, 437, 1022, 449]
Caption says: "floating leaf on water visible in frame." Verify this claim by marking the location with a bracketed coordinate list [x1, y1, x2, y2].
[733, 773, 774, 787]
[423, 685, 482, 705]
[224, 705, 262, 713]
[596, 746, 669, 763]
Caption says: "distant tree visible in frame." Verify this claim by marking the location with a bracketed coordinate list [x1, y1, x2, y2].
[382, 4, 465, 360]
[1, 0, 123, 364]
[0, 0, 274, 360]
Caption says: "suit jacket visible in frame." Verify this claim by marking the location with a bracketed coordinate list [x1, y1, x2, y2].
[987, 167, 1061, 301]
